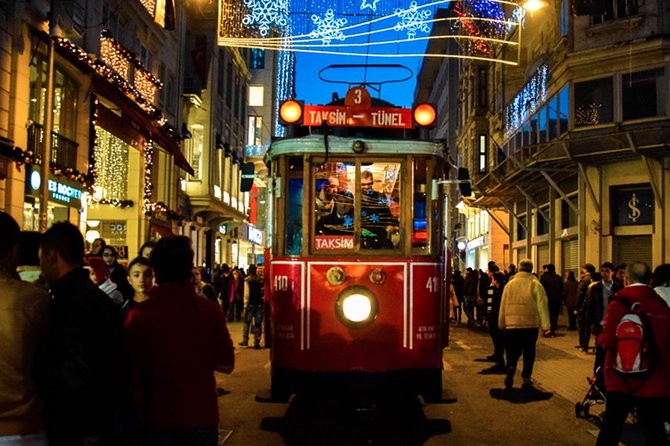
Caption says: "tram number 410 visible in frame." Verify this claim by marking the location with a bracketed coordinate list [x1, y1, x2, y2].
[425, 276, 440, 293]
[274, 275, 289, 291]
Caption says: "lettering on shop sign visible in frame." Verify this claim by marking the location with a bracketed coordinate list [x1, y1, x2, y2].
[416, 325, 437, 340]
[315, 235, 354, 250]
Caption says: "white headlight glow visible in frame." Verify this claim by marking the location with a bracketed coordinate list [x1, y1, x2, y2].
[342, 293, 372, 322]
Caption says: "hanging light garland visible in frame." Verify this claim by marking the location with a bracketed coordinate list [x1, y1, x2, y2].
[142, 140, 185, 221]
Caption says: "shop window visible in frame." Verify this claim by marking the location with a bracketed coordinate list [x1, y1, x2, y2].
[622, 67, 666, 121]
[574, 77, 613, 127]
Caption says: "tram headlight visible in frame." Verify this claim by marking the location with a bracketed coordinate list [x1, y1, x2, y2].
[412, 103, 437, 127]
[279, 100, 303, 125]
[335, 286, 378, 328]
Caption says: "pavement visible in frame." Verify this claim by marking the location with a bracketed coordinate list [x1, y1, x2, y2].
[448, 311, 658, 446]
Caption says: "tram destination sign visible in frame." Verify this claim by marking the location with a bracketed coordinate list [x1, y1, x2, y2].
[303, 105, 412, 129]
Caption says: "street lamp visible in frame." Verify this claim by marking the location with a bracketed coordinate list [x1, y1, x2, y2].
[522, 0, 547, 13]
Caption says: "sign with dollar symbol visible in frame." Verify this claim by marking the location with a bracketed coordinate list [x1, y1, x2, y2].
[613, 186, 653, 226]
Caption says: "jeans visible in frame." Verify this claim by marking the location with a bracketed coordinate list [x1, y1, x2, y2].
[242, 304, 263, 345]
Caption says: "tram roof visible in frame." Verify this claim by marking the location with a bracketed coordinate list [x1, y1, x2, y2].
[267, 135, 446, 161]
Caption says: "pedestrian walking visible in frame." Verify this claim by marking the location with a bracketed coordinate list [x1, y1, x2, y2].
[240, 264, 264, 349]
[0, 212, 50, 446]
[563, 271, 579, 330]
[498, 259, 550, 389]
[39, 222, 124, 445]
[124, 236, 234, 445]
[121, 256, 155, 320]
[540, 263, 563, 337]
[480, 271, 506, 373]
[587, 262, 623, 376]
[595, 262, 670, 446]
[463, 267, 479, 327]
[227, 267, 245, 321]
[577, 263, 595, 352]
[452, 269, 465, 324]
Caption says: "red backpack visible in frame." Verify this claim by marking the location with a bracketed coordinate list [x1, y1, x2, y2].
[614, 301, 651, 375]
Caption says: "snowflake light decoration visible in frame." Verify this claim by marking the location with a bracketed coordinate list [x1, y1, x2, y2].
[242, 0, 289, 37]
[394, 1, 431, 40]
[309, 9, 348, 45]
[360, 0, 380, 12]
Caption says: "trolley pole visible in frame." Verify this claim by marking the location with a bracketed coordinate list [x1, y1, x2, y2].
[39, 0, 56, 232]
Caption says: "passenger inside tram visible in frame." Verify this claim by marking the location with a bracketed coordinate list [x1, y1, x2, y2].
[316, 190, 354, 236]
[360, 169, 399, 249]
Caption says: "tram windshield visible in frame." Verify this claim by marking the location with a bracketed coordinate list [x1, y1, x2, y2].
[313, 161, 401, 252]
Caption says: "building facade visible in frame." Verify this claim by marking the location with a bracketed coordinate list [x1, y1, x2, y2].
[0, 0, 266, 272]
[422, 0, 670, 274]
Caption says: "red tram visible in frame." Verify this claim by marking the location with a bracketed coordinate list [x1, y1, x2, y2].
[264, 83, 451, 402]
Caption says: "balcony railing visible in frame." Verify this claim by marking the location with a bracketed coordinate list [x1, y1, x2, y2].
[27, 123, 79, 170]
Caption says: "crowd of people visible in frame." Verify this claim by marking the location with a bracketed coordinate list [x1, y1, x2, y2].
[0, 210, 271, 445]
[450, 258, 670, 445]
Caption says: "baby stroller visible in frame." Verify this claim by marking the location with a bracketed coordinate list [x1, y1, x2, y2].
[575, 366, 606, 420]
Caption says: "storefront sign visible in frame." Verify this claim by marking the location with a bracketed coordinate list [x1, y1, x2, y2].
[247, 225, 264, 245]
[612, 185, 653, 226]
[466, 235, 485, 250]
[218, 224, 227, 235]
[25, 167, 83, 208]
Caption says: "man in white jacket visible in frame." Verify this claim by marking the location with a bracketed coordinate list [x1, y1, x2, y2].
[498, 259, 550, 390]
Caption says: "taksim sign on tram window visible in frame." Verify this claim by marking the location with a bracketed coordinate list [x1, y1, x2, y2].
[315, 235, 354, 250]
[303, 105, 412, 129]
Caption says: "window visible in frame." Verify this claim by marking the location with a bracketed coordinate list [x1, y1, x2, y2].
[516, 214, 527, 241]
[248, 85, 264, 107]
[478, 134, 487, 173]
[561, 196, 578, 229]
[592, 0, 638, 24]
[250, 48, 265, 69]
[622, 68, 666, 121]
[139, 44, 152, 73]
[311, 161, 401, 252]
[188, 124, 204, 180]
[413, 158, 429, 252]
[29, 58, 78, 139]
[536, 207, 549, 236]
[477, 66, 487, 108]
[247, 116, 262, 146]
[574, 77, 613, 127]
[558, 85, 569, 134]
[285, 157, 304, 255]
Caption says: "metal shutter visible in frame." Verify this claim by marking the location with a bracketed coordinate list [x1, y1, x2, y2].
[562, 239, 578, 275]
[537, 244, 550, 269]
[614, 235, 652, 267]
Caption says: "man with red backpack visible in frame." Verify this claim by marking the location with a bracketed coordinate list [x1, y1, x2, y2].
[596, 262, 670, 446]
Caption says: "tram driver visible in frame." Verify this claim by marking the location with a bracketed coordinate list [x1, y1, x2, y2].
[316, 190, 354, 236]
[360, 170, 399, 249]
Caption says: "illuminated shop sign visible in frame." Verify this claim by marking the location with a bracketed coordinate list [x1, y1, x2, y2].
[247, 226, 264, 245]
[25, 167, 83, 208]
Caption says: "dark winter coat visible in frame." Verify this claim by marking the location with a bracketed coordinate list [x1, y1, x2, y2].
[540, 271, 564, 302]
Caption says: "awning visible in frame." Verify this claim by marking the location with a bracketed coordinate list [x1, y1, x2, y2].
[97, 95, 193, 175]
[92, 78, 194, 175]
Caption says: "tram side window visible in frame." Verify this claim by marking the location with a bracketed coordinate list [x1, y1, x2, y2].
[285, 157, 303, 255]
[314, 162, 355, 251]
[413, 158, 429, 253]
[360, 163, 400, 250]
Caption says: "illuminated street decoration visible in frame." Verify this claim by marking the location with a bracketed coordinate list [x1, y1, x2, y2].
[504, 64, 548, 136]
[242, 0, 289, 37]
[394, 2, 432, 40]
[218, 0, 523, 65]
[360, 0, 380, 12]
[310, 9, 347, 45]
